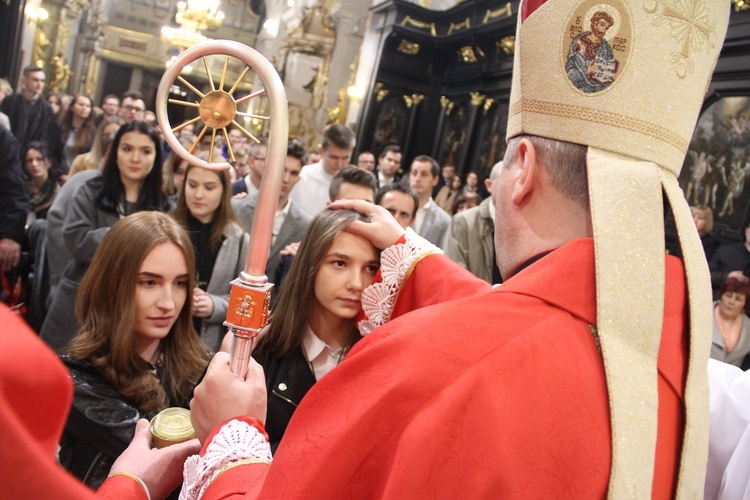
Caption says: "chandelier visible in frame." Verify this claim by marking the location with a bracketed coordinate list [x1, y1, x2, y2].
[161, 27, 207, 49]
[161, 0, 225, 49]
[175, 0, 225, 32]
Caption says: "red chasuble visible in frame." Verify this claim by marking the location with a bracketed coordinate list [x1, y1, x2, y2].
[0, 304, 146, 500]
[203, 238, 686, 499]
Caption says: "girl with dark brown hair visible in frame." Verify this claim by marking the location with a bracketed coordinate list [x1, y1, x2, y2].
[253, 208, 379, 452]
[58, 93, 97, 175]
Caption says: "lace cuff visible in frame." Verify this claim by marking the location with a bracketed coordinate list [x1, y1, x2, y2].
[358, 228, 442, 335]
[180, 419, 272, 500]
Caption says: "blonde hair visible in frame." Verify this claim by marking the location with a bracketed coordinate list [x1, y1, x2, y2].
[691, 205, 714, 234]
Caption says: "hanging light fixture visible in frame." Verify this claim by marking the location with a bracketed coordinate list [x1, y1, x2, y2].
[161, 0, 225, 49]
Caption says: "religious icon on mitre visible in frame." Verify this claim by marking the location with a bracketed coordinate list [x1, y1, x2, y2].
[563, 1, 633, 94]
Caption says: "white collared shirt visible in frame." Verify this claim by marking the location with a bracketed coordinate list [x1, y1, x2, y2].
[413, 198, 434, 234]
[378, 170, 393, 187]
[271, 199, 291, 247]
[289, 161, 334, 217]
[244, 175, 260, 197]
[301, 324, 346, 381]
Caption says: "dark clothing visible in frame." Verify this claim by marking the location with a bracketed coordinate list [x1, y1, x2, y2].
[1, 92, 56, 156]
[667, 232, 720, 262]
[187, 214, 221, 291]
[0, 127, 29, 243]
[186, 214, 221, 333]
[253, 347, 316, 454]
[709, 242, 750, 293]
[231, 178, 248, 196]
[701, 233, 722, 262]
[28, 176, 59, 220]
[58, 355, 159, 489]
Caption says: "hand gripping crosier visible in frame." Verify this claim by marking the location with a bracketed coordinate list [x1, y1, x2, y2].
[156, 40, 289, 378]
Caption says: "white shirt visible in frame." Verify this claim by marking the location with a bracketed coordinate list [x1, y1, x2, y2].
[301, 324, 346, 381]
[289, 161, 333, 218]
[271, 199, 291, 247]
[243, 175, 259, 196]
[378, 170, 394, 187]
[414, 198, 434, 234]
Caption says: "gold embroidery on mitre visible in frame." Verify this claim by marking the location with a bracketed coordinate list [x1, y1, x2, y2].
[509, 99, 688, 152]
[563, 0, 633, 95]
[643, 0, 718, 79]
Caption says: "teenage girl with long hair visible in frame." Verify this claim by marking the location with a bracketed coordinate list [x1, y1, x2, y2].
[172, 163, 248, 351]
[253, 208, 380, 452]
[58, 211, 210, 489]
[58, 93, 97, 176]
[41, 120, 169, 351]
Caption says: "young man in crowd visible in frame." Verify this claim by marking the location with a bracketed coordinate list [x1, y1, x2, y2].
[290, 124, 355, 217]
[232, 139, 310, 284]
[432, 163, 455, 197]
[374, 144, 402, 187]
[357, 151, 375, 171]
[100, 95, 120, 118]
[118, 91, 146, 122]
[1, 65, 55, 154]
[408, 155, 450, 246]
[231, 138, 268, 196]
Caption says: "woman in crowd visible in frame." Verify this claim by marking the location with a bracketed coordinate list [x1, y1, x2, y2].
[23, 141, 59, 223]
[46, 91, 63, 123]
[692, 205, 721, 261]
[68, 115, 125, 176]
[40, 120, 169, 351]
[450, 191, 482, 215]
[711, 277, 750, 368]
[58, 94, 97, 174]
[172, 163, 248, 351]
[58, 211, 210, 489]
[461, 170, 487, 198]
[252, 208, 379, 452]
[435, 174, 462, 214]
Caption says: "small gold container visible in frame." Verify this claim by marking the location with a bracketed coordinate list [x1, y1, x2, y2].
[149, 407, 195, 448]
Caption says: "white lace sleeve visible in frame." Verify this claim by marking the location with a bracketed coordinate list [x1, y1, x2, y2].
[358, 228, 442, 335]
[180, 419, 273, 500]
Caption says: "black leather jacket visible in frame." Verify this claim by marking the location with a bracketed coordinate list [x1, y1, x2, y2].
[254, 347, 316, 454]
[58, 355, 159, 489]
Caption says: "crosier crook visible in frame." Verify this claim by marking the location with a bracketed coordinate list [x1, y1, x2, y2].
[156, 40, 289, 378]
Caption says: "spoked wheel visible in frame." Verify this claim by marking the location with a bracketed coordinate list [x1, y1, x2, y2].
[155, 40, 288, 172]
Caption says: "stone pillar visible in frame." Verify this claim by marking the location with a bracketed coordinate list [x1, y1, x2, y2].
[326, 0, 368, 111]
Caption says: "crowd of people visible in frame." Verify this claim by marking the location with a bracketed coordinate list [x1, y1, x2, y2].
[2, 0, 750, 497]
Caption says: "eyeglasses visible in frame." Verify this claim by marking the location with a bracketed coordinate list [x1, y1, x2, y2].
[123, 105, 145, 113]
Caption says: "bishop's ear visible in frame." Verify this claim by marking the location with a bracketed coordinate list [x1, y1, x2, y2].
[511, 138, 538, 205]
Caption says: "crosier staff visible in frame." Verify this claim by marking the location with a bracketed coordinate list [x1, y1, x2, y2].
[156, 40, 289, 378]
